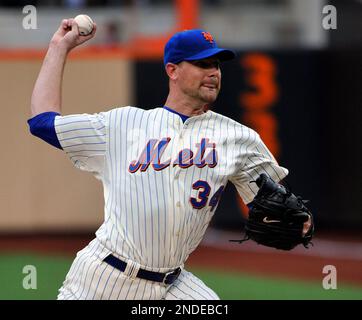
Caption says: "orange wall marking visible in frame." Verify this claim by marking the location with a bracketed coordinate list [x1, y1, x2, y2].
[238, 53, 280, 217]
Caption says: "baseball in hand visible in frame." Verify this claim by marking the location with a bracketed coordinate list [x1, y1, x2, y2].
[74, 14, 94, 36]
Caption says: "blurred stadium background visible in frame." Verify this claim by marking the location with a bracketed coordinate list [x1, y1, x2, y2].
[0, 0, 361, 300]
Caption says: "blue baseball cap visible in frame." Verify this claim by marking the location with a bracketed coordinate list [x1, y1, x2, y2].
[164, 29, 236, 65]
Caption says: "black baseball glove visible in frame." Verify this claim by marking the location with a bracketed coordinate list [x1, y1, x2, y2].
[232, 173, 314, 250]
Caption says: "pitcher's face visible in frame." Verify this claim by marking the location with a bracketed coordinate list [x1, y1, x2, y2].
[176, 57, 222, 104]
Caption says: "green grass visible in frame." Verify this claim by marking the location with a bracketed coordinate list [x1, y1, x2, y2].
[0, 253, 361, 300]
[0, 253, 72, 300]
[189, 268, 362, 300]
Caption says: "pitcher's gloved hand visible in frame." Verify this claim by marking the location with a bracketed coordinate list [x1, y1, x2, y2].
[232, 174, 314, 251]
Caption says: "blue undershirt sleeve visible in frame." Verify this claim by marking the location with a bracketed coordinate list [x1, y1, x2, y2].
[27, 112, 63, 150]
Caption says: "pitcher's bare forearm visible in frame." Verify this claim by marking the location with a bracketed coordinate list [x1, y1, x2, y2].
[30, 18, 97, 117]
[31, 44, 68, 117]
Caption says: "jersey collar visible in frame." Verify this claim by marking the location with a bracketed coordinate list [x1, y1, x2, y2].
[163, 106, 189, 123]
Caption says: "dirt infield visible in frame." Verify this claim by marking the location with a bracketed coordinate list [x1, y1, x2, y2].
[0, 228, 361, 286]
[188, 228, 362, 286]
[187, 246, 362, 286]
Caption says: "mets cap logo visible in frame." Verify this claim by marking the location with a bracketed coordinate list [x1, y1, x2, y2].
[202, 31, 214, 43]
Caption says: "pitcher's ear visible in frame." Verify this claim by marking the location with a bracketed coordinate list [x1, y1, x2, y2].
[165, 62, 179, 80]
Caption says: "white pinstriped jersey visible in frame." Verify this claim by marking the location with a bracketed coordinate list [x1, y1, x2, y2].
[54, 106, 288, 271]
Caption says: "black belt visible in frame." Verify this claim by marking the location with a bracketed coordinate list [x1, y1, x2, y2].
[103, 254, 181, 285]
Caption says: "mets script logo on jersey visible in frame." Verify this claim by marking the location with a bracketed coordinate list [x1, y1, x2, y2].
[129, 137, 218, 173]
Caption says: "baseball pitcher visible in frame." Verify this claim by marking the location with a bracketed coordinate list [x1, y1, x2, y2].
[28, 18, 313, 300]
